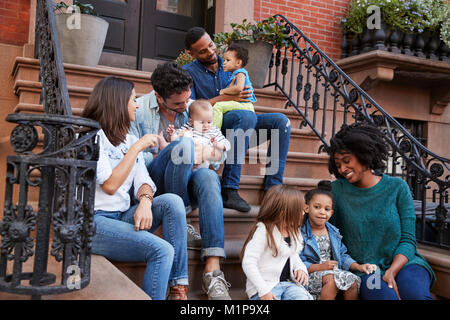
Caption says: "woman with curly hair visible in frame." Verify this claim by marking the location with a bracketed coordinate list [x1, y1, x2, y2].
[327, 122, 435, 300]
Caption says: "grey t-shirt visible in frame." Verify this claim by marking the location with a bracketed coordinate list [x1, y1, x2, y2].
[158, 111, 185, 142]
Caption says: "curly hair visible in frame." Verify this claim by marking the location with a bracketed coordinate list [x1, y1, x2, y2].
[304, 180, 333, 205]
[226, 43, 249, 67]
[150, 62, 193, 100]
[328, 122, 389, 179]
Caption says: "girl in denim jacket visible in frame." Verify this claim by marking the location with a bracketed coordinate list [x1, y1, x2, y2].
[241, 185, 313, 300]
[300, 181, 377, 300]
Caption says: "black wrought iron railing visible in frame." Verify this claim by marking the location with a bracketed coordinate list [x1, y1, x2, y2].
[0, 0, 100, 299]
[265, 15, 450, 249]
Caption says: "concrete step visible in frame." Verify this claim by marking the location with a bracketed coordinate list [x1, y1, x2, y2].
[253, 88, 288, 109]
[187, 206, 259, 241]
[221, 175, 322, 205]
[12, 57, 152, 96]
[289, 127, 325, 153]
[0, 254, 150, 300]
[418, 244, 450, 299]
[188, 288, 248, 300]
[113, 238, 249, 299]
[240, 150, 331, 179]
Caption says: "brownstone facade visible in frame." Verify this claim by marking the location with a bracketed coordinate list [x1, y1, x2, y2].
[0, 0, 449, 300]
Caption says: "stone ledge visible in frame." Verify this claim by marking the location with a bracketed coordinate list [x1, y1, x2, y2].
[418, 244, 450, 299]
[0, 254, 150, 300]
[336, 50, 450, 115]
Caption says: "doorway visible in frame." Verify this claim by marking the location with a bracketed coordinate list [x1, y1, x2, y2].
[79, 0, 214, 71]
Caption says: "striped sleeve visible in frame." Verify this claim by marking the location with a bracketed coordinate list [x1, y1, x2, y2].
[211, 126, 231, 151]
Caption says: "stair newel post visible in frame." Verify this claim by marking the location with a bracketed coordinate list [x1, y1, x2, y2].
[0, 0, 100, 299]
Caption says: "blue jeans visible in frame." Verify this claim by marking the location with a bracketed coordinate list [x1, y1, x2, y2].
[360, 264, 434, 300]
[148, 138, 225, 260]
[250, 281, 313, 300]
[91, 193, 188, 300]
[221, 110, 291, 190]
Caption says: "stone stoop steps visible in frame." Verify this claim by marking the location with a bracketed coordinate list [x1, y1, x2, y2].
[0, 254, 150, 300]
[9, 57, 328, 300]
[8, 57, 450, 300]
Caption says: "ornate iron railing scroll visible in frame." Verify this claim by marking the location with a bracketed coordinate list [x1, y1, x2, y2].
[0, 0, 100, 299]
[265, 15, 449, 249]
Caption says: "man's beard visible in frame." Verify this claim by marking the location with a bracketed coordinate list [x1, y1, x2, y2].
[201, 54, 218, 65]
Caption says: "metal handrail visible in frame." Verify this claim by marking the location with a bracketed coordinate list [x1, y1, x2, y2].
[266, 14, 449, 249]
[0, 0, 99, 299]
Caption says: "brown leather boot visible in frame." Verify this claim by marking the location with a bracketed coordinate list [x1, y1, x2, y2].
[167, 285, 188, 300]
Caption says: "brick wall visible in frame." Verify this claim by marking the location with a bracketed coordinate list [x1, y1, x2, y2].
[0, 0, 30, 46]
[254, 0, 351, 60]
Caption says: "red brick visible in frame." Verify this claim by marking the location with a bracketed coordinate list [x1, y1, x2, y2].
[0, 0, 30, 45]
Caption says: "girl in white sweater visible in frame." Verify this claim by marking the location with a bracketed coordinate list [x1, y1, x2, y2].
[241, 185, 313, 300]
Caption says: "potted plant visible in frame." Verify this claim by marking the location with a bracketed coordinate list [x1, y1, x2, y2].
[213, 17, 291, 88]
[53, 1, 109, 67]
[341, 0, 450, 60]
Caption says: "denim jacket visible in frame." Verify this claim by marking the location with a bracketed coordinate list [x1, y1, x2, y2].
[129, 91, 189, 167]
[300, 219, 356, 271]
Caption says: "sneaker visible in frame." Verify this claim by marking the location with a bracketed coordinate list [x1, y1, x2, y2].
[167, 285, 188, 300]
[202, 270, 231, 300]
[187, 224, 202, 250]
[222, 188, 251, 212]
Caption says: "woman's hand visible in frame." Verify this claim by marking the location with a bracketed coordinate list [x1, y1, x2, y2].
[383, 268, 401, 299]
[260, 292, 277, 300]
[294, 269, 309, 286]
[134, 198, 153, 231]
[358, 263, 378, 274]
[134, 134, 158, 152]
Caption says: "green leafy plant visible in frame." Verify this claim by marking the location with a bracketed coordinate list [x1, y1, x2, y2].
[213, 17, 292, 51]
[175, 17, 292, 66]
[53, 1, 98, 16]
[342, 0, 450, 46]
[175, 49, 194, 66]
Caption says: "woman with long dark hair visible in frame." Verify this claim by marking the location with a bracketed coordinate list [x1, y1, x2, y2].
[82, 77, 189, 300]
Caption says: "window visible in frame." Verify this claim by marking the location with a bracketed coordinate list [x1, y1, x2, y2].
[156, 0, 193, 17]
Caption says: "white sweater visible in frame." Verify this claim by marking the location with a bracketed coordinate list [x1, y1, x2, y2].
[242, 222, 308, 299]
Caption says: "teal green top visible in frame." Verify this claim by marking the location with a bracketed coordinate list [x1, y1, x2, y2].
[330, 174, 436, 287]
